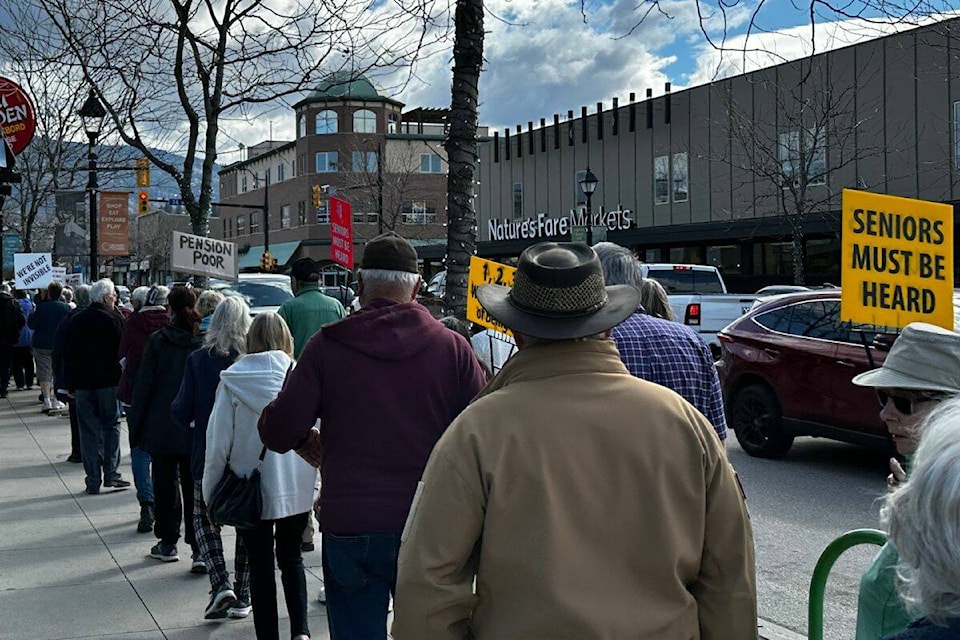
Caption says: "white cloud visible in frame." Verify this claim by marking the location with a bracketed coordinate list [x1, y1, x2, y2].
[685, 12, 960, 87]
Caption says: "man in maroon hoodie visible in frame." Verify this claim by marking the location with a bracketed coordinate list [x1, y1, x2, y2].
[259, 232, 486, 640]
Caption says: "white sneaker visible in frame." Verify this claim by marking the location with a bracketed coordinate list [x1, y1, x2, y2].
[316, 581, 326, 604]
[53, 400, 66, 412]
[42, 398, 53, 413]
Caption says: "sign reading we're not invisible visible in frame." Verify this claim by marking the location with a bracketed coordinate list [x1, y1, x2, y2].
[841, 189, 954, 331]
[14, 253, 52, 289]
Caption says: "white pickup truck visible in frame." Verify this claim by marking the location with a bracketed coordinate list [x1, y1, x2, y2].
[641, 264, 758, 357]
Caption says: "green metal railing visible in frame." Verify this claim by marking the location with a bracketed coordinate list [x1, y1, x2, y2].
[808, 528, 888, 640]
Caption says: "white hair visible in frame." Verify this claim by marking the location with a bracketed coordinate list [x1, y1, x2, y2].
[203, 296, 251, 357]
[131, 286, 150, 305]
[882, 397, 960, 623]
[90, 278, 116, 304]
[358, 268, 420, 288]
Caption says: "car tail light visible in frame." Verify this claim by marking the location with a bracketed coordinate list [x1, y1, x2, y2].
[685, 303, 701, 326]
[718, 333, 733, 343]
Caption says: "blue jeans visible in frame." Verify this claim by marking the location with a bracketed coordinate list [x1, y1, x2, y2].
[75, 387, 121, 492]
[321, 532, 401, 640]
[131, 446, 153, 504]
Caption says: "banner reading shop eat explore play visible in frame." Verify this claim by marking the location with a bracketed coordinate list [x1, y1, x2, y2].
[841, 189, 954, 331]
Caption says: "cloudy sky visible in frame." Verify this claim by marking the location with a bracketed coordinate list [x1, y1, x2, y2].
[213, 0, 954, 157]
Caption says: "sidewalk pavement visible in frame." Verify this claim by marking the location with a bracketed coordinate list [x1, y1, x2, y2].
[0, 390, 330, 640]
[0, 389, 803, 640]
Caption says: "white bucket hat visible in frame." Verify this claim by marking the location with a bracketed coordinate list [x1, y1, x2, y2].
[852, 322, 960, 394]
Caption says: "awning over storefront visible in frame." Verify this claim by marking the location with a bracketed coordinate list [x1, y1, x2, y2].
[237, 240, 301, 270]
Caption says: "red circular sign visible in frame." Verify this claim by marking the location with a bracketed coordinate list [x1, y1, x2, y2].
[0, 77, 36, 156]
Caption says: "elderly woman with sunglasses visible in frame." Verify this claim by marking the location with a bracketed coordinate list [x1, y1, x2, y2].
[850, 322, 960, 640]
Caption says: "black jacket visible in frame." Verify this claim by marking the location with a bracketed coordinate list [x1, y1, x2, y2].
[0, 292, 25, 345]
[127, 325, 203, 455]
[63, 303, 124, 390]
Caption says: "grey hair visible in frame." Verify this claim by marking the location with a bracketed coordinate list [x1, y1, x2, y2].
[131, 286, 150, 305]
[62, 288, 74, 303]
[358, 268, 420, 297]
[203, 296, 250, 357]
[592, 242, 643, 289]
[73, 284, 91, 309]
[640, 279, 674, 321]
[358, 268, 420, 288]
[196, 290, 225, 318]
[90, 278, 115, 303]
[882, 397, 960, 624]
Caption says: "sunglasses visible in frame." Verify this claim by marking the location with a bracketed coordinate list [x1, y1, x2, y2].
[877, 390, 942, 415]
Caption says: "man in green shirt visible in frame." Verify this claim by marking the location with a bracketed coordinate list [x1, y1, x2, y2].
[277, 256, 346, 574]
[278, 258, 346, 358]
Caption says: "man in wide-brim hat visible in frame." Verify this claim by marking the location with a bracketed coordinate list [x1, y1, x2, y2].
[392, 242, 757, 640]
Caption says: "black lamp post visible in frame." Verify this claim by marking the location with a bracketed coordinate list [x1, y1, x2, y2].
[78, 89, 106, 280]
[579, 166, 599, 246]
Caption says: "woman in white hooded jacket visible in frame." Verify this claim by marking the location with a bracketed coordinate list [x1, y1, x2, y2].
[203, 312, 316, 640]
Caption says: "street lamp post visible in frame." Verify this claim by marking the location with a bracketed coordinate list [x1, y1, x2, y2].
[579, 166, 599, 246]
[78, 89, 106, 280]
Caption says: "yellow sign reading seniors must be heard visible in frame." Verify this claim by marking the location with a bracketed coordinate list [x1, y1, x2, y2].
[467, 256, 516, 334]
[841, 189, 954, 330]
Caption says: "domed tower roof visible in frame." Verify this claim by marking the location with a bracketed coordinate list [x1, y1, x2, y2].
[294, 71, 403, 108]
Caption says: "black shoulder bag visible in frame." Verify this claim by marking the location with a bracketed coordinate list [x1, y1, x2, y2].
[208, 445, 265, 530]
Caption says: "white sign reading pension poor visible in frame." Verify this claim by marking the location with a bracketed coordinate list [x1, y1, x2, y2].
[14, 253, 53, 289]
[488, 207, 634, 241]
[170, 231, 238, 281]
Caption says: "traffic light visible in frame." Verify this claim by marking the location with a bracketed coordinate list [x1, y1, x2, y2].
[137, 190, 149, 215]
[135, 158, 150, 187]
[312, 184, 321, 209]
[260, 251, 272, 271]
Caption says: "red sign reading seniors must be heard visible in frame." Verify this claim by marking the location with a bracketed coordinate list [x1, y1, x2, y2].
[0, 77, 36, 156]
[329, 196, 354, 270]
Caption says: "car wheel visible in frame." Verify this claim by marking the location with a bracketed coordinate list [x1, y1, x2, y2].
[731, 383, 794, 458]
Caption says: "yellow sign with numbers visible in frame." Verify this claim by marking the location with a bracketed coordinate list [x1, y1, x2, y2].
[466, 256, 516, 333]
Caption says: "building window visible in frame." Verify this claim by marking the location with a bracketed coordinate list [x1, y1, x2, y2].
[297, 201, 307, 226]
[228, 217, 234, 238]
[316, 110, 338, 134]
[316, 200, 329, 224]
[654, 155, 669, 204]
[955, 101, 960, 169]
[353, 109, 376, 133]
[419, 154, 442, 173]
[250, 211, 260, 233]
[672, 152, 688, 203]
[402, 200, 437, 224]
[352, 151, 378, 173]
[277, 163, 285, 182]
[299, 114, 306, 137]
[315, 152, 338, 173]
[253, 173, 260, 189]
[240, 175, 248, 192]
[353, 211, 379, 224]
[778, 129, 826, 187]
[512, 183, 523, 219]
[281, 205, 291, 228]
[706, 245, 740, 275]
[236, 214, 246, 236]
[264, 168, 271, 185]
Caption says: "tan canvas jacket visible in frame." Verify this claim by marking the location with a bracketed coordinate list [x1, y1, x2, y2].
[392, 338, 757, 640]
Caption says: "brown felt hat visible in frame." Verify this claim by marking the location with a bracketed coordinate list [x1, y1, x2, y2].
[360, 232, 418, 273]
[477, 242, 639, 340]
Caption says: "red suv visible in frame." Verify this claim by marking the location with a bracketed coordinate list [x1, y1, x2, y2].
[716, 290, 891, 458]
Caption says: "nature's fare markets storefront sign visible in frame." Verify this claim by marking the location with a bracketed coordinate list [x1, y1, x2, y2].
[488, 207, 634, 241]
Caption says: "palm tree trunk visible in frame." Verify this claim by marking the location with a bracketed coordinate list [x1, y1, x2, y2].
[442, 0, 484, 320]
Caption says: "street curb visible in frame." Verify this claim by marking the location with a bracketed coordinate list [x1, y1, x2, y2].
[759, 617, 807, 640]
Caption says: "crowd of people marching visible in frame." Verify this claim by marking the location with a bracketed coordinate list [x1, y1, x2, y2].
[3, 231, 960, 640]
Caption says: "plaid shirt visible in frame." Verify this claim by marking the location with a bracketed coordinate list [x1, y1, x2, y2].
[612, 312, 727, 441]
